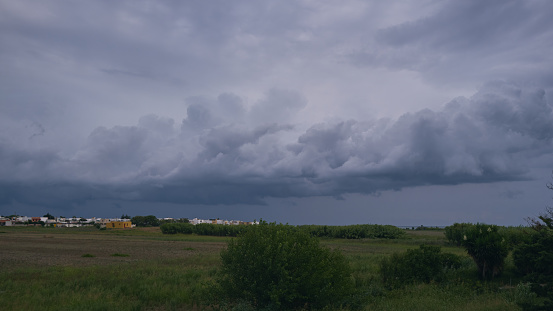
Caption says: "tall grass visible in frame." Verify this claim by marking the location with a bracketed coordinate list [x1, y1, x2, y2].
[0, 258, 214, 311]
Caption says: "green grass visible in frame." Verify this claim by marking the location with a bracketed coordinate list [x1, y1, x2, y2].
[0, 227, 525, 310]
[0, 260, 211, 311]
[110, 253, 130, 257]
[366, 283, 520, 311]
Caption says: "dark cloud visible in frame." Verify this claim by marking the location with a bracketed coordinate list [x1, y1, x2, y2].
[351, 0, 553, 86]
[1, 82, 551, 209]
[1, 1, 552, 224]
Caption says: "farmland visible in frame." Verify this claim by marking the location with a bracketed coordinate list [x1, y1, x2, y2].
[0, 226, 525, 310]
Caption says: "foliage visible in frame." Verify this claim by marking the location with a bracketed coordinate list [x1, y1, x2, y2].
[379, 244, 462, 289]
[413, 225, 444, 231]
[131, 215, 160, 227]
[497, 226, 536, 249]
[215, 222, 355, 310]
[461, 223, 509, 279]
[161, 222, 406, 239]
[43, 213, 55, 220]
[194, 223, 250, 237]
[296, 224, 405, 239]
[444, 223, 473, 246]
[160, 223, 195, 234]
[513, 208, 553, 310]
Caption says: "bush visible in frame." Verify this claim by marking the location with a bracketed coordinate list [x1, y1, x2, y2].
[215, 222, 355, 310]
[444, 223, 473, 246]
[498, 226, 536, 249]
[379, 244, 462, 289]
[461, 223, 509, 279]
[513, 208, 553, 310]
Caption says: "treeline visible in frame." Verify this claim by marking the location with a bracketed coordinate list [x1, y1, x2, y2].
[298, 224, 405, 239]
[160, 222, 405, 239]
[444, 222, 537, 248]
[161, 223, 249, 236]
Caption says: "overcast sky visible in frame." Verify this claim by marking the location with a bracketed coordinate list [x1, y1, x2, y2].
[2, 0, 553, 225]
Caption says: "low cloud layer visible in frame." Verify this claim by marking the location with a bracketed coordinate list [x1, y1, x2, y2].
[1, 81, 551, 208]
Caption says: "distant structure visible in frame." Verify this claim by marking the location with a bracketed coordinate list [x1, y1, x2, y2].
[0, 215, 257, 227]
[190, 218, 259, 225]
[106, 221, 133, 229]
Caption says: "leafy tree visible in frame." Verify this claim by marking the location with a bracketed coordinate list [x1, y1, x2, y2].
[461, 223, 509, 279]
[215, 222, 355, 310]
[513, 207, 553, 310]
[120, 214, 131, 219]
[131, 215, 160, 227]
[43, 213, 55, 220]
[444, 222, 473, 246]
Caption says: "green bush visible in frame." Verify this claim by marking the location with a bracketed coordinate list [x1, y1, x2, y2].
[379, 244, 462, 289]
[513, 208, 553, 310]
[461, 223, 509, 279]
[215, 222, 355, 310]
[444, 223, 473, 246]
[498, 226, 536, 248]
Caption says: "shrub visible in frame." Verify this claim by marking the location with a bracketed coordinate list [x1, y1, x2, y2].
[444, 223, 473, 246]
[461, 223, 509, 279]
[513, 208, 553, 310]
[379, 244, 462, 289]
[216, 222, 355, 310]
[498, 226, 536, 248]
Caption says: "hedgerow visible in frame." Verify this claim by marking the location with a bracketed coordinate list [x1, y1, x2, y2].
[161, 222, 406, 239]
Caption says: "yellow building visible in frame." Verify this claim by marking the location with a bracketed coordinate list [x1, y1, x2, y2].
[107, 221, 132, 229]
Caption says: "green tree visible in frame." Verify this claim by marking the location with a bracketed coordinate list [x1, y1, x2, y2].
[216, 222, 355, 310]
[131, 215, 160, 227]
[43, 213, 55, 220]
[461, 223, 509, 279]
[513, 207, 553, 310]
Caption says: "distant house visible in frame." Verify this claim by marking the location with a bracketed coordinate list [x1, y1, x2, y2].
[106, 221, 133, 229]
[0, 219, 12, 226]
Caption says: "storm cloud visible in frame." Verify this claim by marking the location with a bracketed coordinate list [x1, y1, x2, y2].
[1, 0, 553, 224]
[1, 81, 551, 208]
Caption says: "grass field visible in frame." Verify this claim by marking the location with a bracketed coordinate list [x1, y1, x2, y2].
[0, 226, 525, 310]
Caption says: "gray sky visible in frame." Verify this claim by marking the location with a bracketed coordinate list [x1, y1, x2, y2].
[2, 0, 553, 225]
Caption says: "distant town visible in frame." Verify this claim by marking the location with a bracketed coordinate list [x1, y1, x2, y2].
[0, 214, 259, 228]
